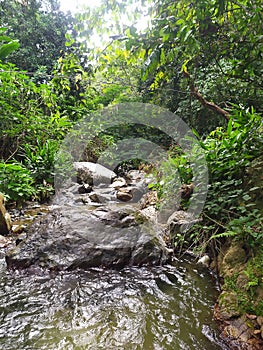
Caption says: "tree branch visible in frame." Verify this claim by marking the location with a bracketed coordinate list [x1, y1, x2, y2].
[182, 70, 230, 120]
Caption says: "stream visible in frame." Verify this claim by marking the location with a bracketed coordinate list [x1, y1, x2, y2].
[0, 167, 229, 349]
[0, 256, 228, 350]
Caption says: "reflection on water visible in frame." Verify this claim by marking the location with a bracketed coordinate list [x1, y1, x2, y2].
[0, 257, 228, 350]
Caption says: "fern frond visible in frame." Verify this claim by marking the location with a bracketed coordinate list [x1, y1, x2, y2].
[211, 230, 238, 240]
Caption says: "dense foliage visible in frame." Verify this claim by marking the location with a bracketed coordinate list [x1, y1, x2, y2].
[0, 0, 79, 79]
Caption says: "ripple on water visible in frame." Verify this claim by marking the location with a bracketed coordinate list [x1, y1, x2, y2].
[0, 258, 228, 350]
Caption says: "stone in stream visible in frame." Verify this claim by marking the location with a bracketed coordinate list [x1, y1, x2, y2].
[110, 177, 127, 189]
[78, 183, 92, 194]
[73, 162, 117, 185]
[116, 189, 133, 202]
[6, 205, 170, 270]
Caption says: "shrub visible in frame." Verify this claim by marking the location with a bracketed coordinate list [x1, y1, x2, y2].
[0, 162, 36, 203]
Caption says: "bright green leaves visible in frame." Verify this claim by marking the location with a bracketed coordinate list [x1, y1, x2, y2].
[0, 41, 20, 60]
[0, 162, 36, 203]
[227, 118, 233, 136]
[0, 27, 19, 60]
[141, 48, 160, 81]
[201, 106, 262, 224]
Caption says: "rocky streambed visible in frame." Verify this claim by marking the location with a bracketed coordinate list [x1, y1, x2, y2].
[5, 164, 172, 270]
[0, 162, 229, 349]
[4, 163, 201, 271]
[1, 162, 262, 349]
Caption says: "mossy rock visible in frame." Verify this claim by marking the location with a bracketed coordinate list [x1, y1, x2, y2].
[221, 241, 247, 277]
[218, 291, 241, 319]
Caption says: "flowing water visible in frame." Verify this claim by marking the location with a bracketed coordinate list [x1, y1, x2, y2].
[0, 256, 228, 350]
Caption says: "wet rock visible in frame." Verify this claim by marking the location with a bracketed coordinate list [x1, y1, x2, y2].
[15, 232, 27, 245]
[78, 184, 92, 194]
[6, 206, 169, 270]
[117, 190, 133, 202]
[110, 177, 127, 189]
[73, 162, 116, 185]
[223, 315, 254, 342]
[66, 183, 80, 194]
[167, 211, 200, 236]
[129, 186, 145, 202]
[0, 193, 11, 235]
[12, 224, 26, 234]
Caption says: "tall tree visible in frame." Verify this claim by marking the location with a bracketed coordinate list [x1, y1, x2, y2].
[131, 0, 263, 129]
[0, 0, 76, 78]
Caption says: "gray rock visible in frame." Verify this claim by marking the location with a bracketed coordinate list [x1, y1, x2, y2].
[139, 206, 157, 224]
[88, 192, 100, 203]
[117, 190, 133, 202]
[110, 177, 127, 189]
[78, 183, 92, 194]
[6, 206, 169, 270]
[73, 162, 116, 185]
[0, 235, 12, 248]
[126, 170, 146, 183]
[88, 188, 116, 203]
[167, 211, 200, 235]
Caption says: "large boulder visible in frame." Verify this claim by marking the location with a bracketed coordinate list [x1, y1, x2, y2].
[73, 162, 116, 185]
[0, 194, 11, 235]
[6, 205, 169, 270]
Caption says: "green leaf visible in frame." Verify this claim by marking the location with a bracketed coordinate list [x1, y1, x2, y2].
[0, 41, 20, 60]
[0, 35, 12, 42]
[227, 119, 233, 135]
[243, 194, 251, 201]
[0, 27, 8, 33]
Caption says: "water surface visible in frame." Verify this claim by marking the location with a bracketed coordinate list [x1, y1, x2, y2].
[0, 257, 227, 349]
